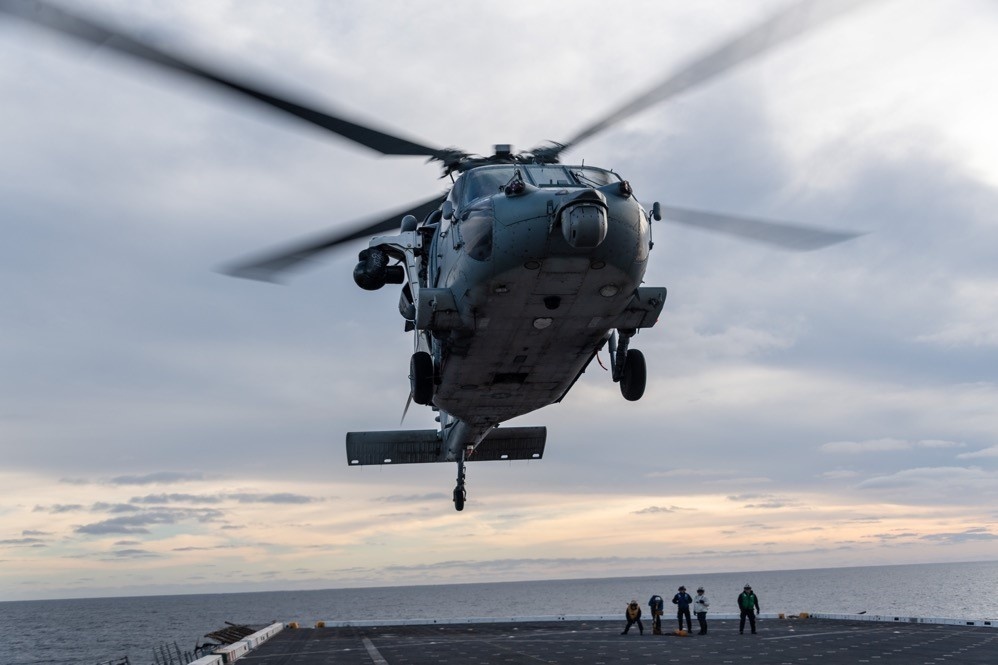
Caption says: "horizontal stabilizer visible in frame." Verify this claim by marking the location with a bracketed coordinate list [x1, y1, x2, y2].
[469, 426, 546, 462]
[346, 426, 546, 466]
[347, 429, 441, 465]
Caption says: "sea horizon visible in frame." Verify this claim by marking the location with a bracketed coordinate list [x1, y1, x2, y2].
[3, 556, 996, 603]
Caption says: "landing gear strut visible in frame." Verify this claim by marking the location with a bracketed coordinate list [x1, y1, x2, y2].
[453, 450, 467, 511]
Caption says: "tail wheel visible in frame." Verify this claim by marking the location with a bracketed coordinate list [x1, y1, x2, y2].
[620, 349, 646, 401]
[410, 351, 434, 405]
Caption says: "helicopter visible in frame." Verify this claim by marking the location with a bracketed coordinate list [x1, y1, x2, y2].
[1, 0, 866, 510]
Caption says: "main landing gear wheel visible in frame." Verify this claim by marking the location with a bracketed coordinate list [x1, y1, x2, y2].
[410, 351, 434, 405]
[620, 348, 646, 401]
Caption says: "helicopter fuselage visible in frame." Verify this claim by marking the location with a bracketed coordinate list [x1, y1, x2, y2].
[372, 163, 666, 458]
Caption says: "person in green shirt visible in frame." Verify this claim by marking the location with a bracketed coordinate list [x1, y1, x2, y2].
[737, 584, 760, 634]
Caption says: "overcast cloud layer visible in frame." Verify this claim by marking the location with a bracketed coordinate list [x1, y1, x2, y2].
[1, 0, 997, 601]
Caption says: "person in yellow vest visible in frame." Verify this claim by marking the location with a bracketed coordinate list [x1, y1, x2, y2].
[620, 599, 644, 635]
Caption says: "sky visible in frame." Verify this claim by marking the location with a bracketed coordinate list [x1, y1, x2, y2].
[1, 0, 996, 602]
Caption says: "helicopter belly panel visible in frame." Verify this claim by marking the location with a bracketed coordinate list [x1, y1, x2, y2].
[431, 257, 645, 423]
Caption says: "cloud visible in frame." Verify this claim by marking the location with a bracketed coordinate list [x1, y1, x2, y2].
[377, 493, 450, 503]
[632, 505, 683, 514]
[703, 477, 772, 487]
[380, 556, 654, 575]
[108, 549, 161, 559]
[820, 439, 964, 454]
[857, 466, 990, 489]
[108, 471, 206, 485]
[740, 522, 779, 531]
[127, 492, 321, 504]
[227, 492, 319, 504]
[75, 508, 225, 535]
[957, 446, 998, 459]
[725, 494, 796, 507]
[819, 470, 861, 479]
[855, 466, 998, 504]
[130, 493, 225, 505]
[0, 537, 46, 546]
[920, 528, 998, 544]
[375, 510, 433, 520]
[913, 279, 998, 348]
[726, 494, 769, 502]
[866, 532, 919, 541]
[743, 500, 795, 509]
[33, 504, 84, 514]
[91, 502, 141, 513]
[58, 478, 92, 485]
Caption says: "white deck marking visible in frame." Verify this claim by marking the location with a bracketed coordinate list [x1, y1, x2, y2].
[362, 636, 390, 664]
[764, 629, 868, 640]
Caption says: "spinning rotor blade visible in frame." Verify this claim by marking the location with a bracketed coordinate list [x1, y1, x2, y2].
[541, 0, 873, 159]
[222, 194, 448, 282]
[0, 0, 451, 160]
[660, 204, 863, 251]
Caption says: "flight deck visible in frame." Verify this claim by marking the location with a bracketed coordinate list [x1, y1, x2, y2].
[229, 615, 997, 665]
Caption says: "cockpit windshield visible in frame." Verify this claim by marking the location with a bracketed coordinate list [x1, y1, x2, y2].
[456, 164, 621, 206]
[524, 165, 620, 188]
[525, 165, 572, 187]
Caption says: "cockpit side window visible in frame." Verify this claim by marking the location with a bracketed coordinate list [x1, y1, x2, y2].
[459, 167, 517, 206]
[571, 167, 621, 187]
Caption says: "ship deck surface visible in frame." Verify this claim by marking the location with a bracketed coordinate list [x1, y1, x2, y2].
[241, 617, 997, 664]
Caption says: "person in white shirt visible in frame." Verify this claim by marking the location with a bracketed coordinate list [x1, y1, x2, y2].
[693, 586, 710, 635]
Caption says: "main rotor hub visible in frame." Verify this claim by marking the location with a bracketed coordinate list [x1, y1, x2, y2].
[444, 142, 564, 176]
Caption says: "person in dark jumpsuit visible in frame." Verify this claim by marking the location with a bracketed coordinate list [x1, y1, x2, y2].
[672, 585, 693, 632]
[648, 594, 665, 634]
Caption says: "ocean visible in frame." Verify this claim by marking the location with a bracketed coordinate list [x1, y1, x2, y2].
[1, 560, 995, 665]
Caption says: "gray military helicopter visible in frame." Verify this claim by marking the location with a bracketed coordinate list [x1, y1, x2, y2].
[1, 0, 865, 510]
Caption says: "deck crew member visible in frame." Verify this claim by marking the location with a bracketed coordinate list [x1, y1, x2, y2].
[621, 599, 644, 635]
[737, 584, 761, 634]
[672, 586, 693, 632]
[648, 593, 665, 634]
[693, 586, 710, 634]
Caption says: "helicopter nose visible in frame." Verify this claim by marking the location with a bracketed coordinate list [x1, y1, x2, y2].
[561, 201, 608, 248]
[556, 188, 609, 249]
